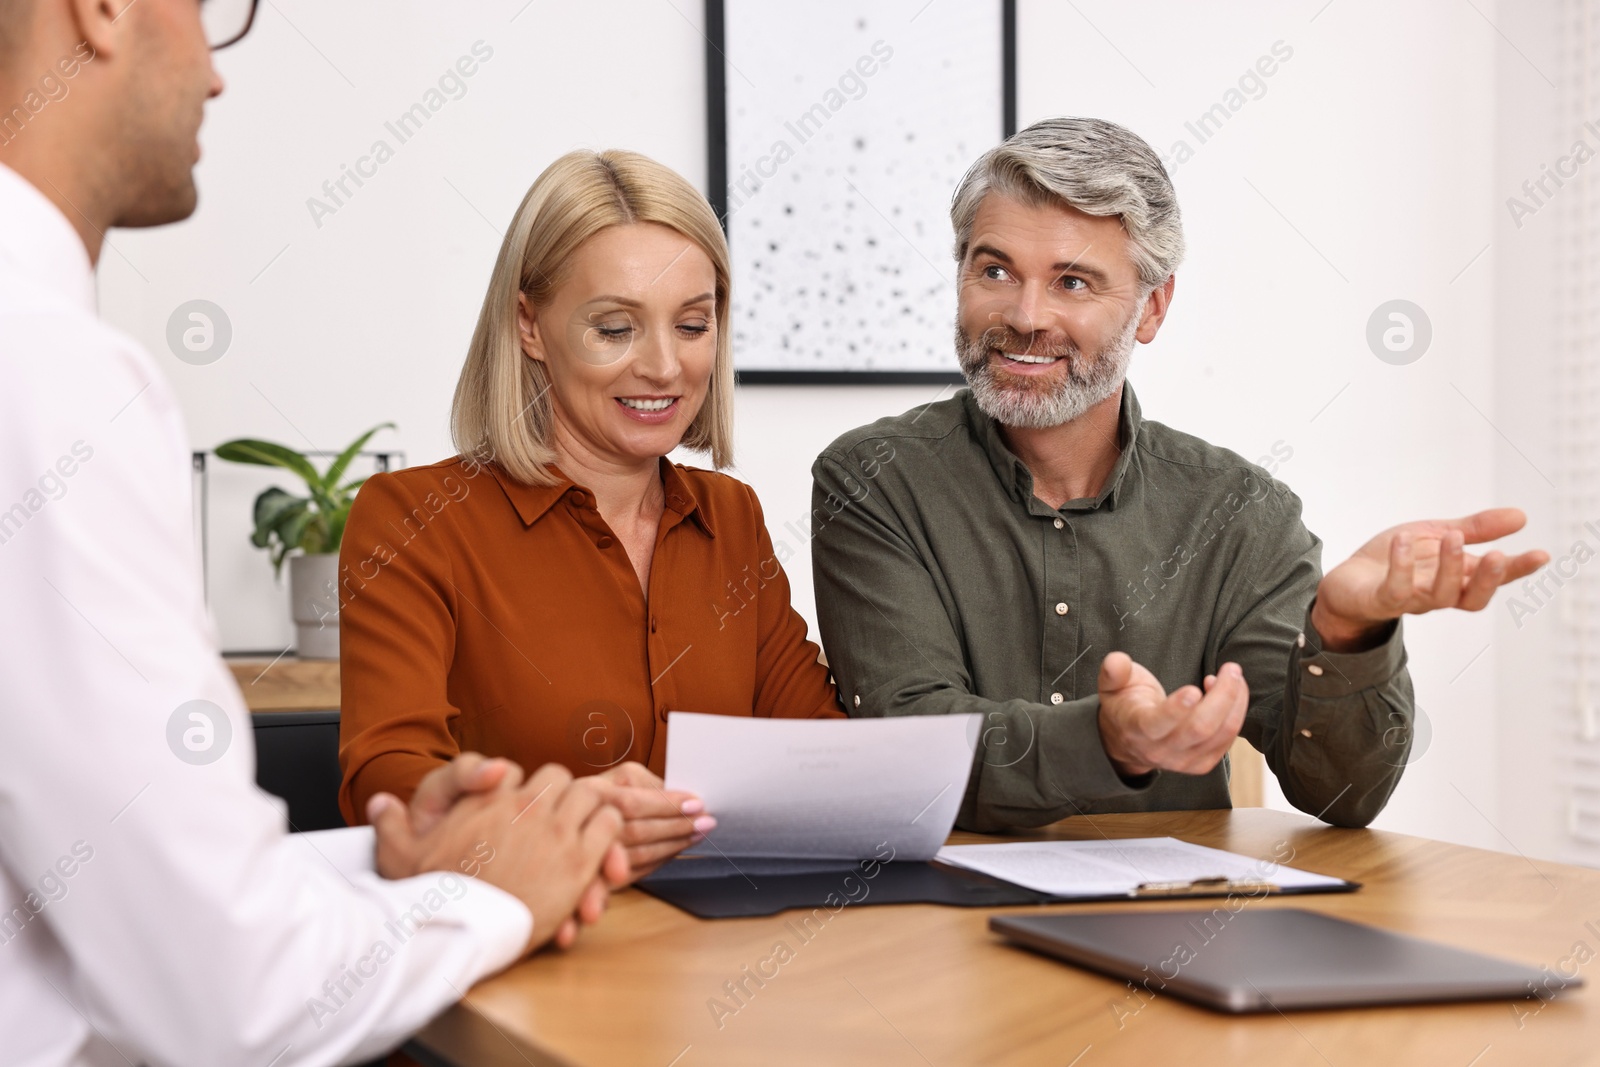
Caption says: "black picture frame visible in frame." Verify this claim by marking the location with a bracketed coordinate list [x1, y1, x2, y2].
[706, 0, 1017, 385]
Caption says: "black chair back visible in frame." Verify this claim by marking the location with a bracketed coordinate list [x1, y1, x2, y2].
[251, 710, 347, 832]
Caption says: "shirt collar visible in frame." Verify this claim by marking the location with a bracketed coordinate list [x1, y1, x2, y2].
[486, 457, 716, 538]
[965, 381, 1143, 513]
[0, 162, 96, 312]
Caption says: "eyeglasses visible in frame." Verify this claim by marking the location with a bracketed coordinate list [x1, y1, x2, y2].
[203, 0, 259, 51]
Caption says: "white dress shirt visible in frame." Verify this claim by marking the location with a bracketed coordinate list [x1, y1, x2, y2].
[0, 162, 533, 1067]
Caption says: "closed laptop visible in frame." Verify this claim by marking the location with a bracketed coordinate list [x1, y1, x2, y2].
[991, 908, 1580, 1013]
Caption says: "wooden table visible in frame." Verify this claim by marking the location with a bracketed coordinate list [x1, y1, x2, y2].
[407, 808, 1599, 1067]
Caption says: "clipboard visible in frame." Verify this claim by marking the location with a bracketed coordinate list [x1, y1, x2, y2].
[636, 850, 1357, 920]
[1130, 876, 1303, 898]
[933, 837, 1358, 903]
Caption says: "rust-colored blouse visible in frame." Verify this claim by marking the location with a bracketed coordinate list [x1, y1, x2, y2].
[336, 456, 843, 826]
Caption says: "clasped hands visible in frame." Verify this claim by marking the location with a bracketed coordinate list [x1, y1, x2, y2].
[1097, 507, 1549, 779]
[368, 755, 713, 956]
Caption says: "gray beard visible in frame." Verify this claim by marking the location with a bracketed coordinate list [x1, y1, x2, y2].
[956, 308, 1140, 430]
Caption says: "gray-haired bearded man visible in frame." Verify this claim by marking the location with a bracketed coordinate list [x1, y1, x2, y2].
[812, 116, 1546, 832]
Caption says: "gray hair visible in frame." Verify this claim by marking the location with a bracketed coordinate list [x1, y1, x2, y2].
[950, 116, 1185, 290]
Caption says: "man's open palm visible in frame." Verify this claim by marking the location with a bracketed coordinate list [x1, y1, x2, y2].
[1096, 652, 1250, 778]
[1314, 508, 1548, 648]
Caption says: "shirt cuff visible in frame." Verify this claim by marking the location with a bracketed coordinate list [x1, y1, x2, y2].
[296, 825, 380, 877]
[1038, 697, 1157, 801]
[1297, 599, 1407, 698]
[371, 869, 534, 974]
[308, 825, 535, 970]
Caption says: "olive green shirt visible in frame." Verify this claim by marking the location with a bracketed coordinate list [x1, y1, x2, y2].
[811, 384, 1413, 832]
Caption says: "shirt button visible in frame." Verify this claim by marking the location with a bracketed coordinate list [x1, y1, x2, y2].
[597, 536, 614, 549]
[1306, 664, 1324, 676]
[1053, 518, 1065, 530]
[1049, 692, 1064, 705]
[1299, 728, 1313, 738]
[1296, 632, 1306, 649]
[1054, 602, 1069, 616]
[853, 695, 861, 707]
[649, 616, 658, 633]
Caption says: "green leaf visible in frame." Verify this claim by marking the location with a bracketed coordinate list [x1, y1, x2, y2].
[250, 488, 303, 545]
[304, 485, 342, 523]
[323, 507, 352, 552]
[215, 439, 323, 490]
[277, 507, 313, 553]
[323, 422, 395, 493]
[252, 497, 307, 549]
[222, 426, 394, 570]
[270, 540, 291, 577]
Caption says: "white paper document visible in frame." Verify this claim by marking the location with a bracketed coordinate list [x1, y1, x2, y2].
[934, 837, 1348, 898]
[664, 711, 981, 860]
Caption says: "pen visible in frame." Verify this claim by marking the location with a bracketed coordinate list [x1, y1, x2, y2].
[1131, 876, 1281, 897]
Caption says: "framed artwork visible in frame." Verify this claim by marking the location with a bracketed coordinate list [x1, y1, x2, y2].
[706, 0, 1017, 383]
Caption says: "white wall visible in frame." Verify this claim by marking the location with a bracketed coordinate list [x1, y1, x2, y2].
[98, 0, 1562, 857]
[1488, 0, 1565, 864]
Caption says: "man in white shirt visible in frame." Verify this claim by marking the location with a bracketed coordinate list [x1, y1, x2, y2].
[0, 2, 630, 1064]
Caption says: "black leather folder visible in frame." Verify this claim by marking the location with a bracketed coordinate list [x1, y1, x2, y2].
[637, 854, 1359, 919]
[637, 855, 1058, 918]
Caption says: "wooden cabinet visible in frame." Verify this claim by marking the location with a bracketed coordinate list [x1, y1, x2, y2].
[224, 655, 340, 712]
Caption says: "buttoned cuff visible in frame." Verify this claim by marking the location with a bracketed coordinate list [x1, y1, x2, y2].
[1038, 698, 1157, 801]
[1296, 599, 1407, 698]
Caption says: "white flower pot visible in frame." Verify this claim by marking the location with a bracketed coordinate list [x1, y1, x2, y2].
[289, 553, 340, 660]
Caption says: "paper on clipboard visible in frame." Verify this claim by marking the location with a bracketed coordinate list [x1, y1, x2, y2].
[664, 711, 981, 860]
[934, 837, 1349, 898]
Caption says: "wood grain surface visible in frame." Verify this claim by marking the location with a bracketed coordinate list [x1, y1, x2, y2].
[409, 808, 1600, 1067]
[225, 655, 340, 712]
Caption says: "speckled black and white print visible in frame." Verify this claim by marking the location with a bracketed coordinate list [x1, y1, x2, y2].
[723, 1, 1004, 374]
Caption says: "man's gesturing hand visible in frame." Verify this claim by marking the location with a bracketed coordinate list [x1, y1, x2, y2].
[370, 763, 627, 956]
[1313, 507, 1549, 651]
[1095, 652, 1250, 779]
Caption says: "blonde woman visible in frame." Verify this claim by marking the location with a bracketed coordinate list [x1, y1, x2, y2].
[337, 151, 842, 879]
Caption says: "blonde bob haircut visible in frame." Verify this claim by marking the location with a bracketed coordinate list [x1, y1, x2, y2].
[451, 149, 735, 486]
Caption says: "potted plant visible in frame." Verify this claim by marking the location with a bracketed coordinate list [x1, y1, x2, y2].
[215, 423, 393, 659]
